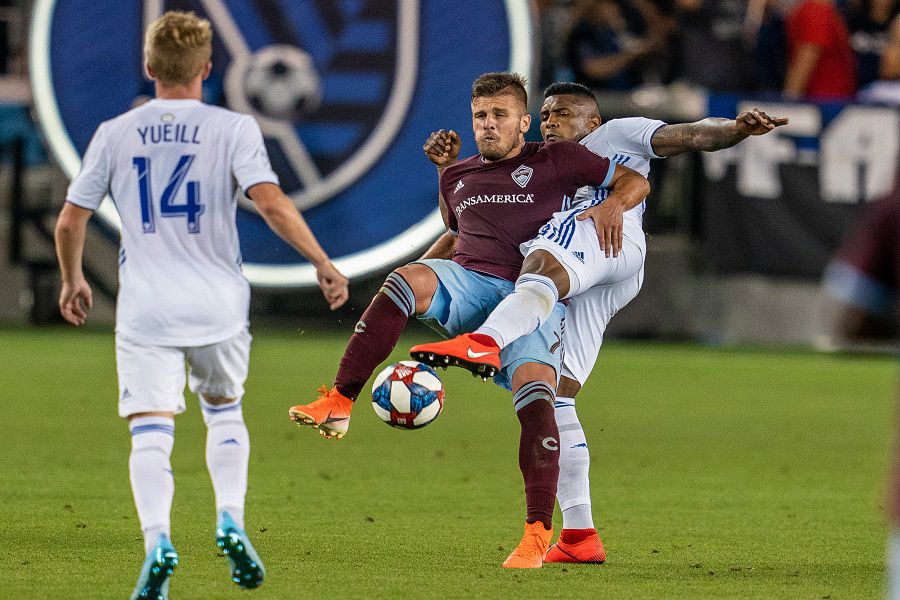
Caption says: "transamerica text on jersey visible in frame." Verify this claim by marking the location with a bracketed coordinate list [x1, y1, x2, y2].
[453, 193, 535, 217]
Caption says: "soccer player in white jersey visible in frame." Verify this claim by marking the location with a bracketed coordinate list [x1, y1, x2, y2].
[54, 12, 348, 600]
[413, 82, 787, 563]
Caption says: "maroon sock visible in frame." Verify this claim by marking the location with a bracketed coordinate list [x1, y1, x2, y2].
[514, 381, 560, 530]
[334, 291, 411, 401]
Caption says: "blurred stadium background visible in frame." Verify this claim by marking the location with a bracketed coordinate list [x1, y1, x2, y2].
[1, 0, 898, 344]
[1, 1, 898, 598]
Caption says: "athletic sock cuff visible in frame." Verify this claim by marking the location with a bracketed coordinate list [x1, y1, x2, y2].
[513, 381, 555, 412]
[380, 272, 416, 317]
[129, 416, 175, 437]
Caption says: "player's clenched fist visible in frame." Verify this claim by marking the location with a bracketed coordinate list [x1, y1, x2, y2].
[423, 129, 461, 167]
[735, 108, 789, 136]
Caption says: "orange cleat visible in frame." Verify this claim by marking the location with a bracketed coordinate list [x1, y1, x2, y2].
[289, 386, 353, 440]
[410, 333, 501, 380]
[501, 521, 553, 568]
[544, 529, 606, 564]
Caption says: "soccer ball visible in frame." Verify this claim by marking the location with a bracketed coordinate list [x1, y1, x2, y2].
[371, 361, 444, 429]
[243, 45, 322, 122]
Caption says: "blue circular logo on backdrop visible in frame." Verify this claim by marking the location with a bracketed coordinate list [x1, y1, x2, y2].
[30, 0, 533, 287]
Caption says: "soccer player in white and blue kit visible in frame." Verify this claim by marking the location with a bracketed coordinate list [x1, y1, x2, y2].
[417, 82, 788, 563]
[54, 12, 348, 600]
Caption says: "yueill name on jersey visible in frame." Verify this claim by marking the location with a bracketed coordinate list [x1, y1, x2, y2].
[136, 124, 201, 145]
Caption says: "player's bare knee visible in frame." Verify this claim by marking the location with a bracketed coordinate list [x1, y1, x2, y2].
[127, 411, 175, 422]
[511, 363, 557, 400]
[522, 250, 569, 298]
[201, 395, 236, 406]
[394, 264, 438, 315]
[557, 376, 582, 398]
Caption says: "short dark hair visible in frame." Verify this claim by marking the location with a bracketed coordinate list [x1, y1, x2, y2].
[543, 82, 600, 113]
[471, 72, 528, 109]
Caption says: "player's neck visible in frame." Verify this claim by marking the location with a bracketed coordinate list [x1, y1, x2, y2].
[154, 80, 203, 101]
[484, 140, 526, 164]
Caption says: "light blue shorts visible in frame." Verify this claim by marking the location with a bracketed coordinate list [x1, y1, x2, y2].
[414, 259, 565, 391]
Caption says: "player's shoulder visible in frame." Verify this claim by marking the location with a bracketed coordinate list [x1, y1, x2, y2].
[605, 116, 667, 135]
[201, 103, 251, 120]
[540, 139, 586, 157]
[189, 103, 258, 129]
[96, 103, 150, 133]
[444, 153, 482, 176]
[598, 117, 667, 157]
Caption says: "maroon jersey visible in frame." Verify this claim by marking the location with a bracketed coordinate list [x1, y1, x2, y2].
[826, 187, 900, 319]
[441, 141, 615, 282]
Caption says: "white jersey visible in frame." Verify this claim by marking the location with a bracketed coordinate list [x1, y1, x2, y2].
[570, 117, 666, 228]
[66, 99, 278, 346]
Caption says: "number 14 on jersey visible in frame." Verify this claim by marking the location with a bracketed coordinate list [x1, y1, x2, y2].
[132, 154, 204, 234]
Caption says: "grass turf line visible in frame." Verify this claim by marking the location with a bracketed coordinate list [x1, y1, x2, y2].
[1, 328, 894, 599]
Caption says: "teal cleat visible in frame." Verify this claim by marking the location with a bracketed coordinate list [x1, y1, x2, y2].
[130, 534, 178, 600]
[216, 511, 265, 589]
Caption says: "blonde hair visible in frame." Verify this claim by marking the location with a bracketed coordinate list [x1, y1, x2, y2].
[144, 11, 212, 86]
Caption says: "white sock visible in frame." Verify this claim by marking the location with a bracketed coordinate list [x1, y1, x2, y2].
[128, 416, 175, 554]
[476, 274, 558, 348]
[555, 398, 594, 530]
[889, 529, 900, 600]
[202, 397, 249, 529]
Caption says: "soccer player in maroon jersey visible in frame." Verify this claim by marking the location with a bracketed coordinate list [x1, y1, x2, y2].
[288, 72, 649, 568]
[413, 83, 788, 564]
[823, 184, 899, 597]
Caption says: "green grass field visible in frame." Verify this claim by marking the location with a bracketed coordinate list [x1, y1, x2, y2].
[2, 328, 896, 599]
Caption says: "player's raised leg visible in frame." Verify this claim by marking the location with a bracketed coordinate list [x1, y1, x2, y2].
[414, 214, 644, 377]
[502, 363, 560, 568]
[289, 264, 437, 438]
[412, 250, 566, 375]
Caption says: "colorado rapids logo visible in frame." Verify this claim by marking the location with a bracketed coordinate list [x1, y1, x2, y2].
[511, 165, 533, 188]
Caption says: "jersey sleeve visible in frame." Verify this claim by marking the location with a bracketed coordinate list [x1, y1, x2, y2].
[823, 191, 899, 316]
[231, 115, 280, 193]
[66, 123, 111, 210]
[549, 141, 615, 189]
[606, 117, 668, 159]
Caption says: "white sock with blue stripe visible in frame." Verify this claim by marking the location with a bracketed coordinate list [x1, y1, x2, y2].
[201, 397, 249, 529]
[476, 274, 558, 348]
[555, 398, 594, 530]
[128, 416, 175, 554]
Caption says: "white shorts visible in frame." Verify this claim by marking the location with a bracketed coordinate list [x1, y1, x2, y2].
[116, 328, 251, 418]
[560, 266, 644, 386]
[522, 210, 645, 299]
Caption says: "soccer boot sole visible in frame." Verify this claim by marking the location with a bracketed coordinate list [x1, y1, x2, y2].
[409, 350, 498, 381]
[217, 530, 265, 589]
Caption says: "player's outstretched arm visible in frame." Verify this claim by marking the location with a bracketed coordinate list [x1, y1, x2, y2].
[577, 164, 650, 257]
[54, 202, 94, 326]
[650, 109, 789, 157]
[248, 183, 349, 310]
